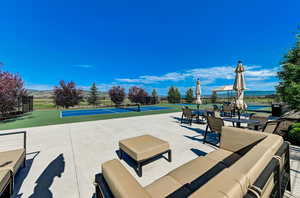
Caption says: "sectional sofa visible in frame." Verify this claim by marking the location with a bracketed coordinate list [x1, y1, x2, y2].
[0, 131, 26, 198]
[94, 127, 290, 198]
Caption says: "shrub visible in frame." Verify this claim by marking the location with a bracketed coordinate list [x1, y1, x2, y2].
[53, 80, 83, 109]
[0, 68, 27, 115]
[288, 123, 300, 145]
[108, 86, 126, 105]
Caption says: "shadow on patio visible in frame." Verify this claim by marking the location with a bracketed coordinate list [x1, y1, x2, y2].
[28, 154, 65, 198]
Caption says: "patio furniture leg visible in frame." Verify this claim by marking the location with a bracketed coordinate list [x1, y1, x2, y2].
[119, 149, 123, 159]
[137, 162, 142, 177]
[181, 113, 183, 124]
[23, 158, 26, 168]
[168, 150, 172, 162]
[203, 125, 209, 144]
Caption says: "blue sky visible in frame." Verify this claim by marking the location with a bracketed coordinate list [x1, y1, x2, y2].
[0, 0, 299, 95]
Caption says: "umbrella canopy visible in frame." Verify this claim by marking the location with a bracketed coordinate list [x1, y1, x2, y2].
[233, 61, 246, 110]
[195, 78, 202, 104]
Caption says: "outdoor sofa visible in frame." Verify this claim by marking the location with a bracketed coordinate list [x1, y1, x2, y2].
[94, 127, 290, 198]
[0, 131, 26, 198]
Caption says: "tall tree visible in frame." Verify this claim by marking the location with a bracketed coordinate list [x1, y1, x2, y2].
[128, 86, 148, 104]
[211, 91, 218, 103]
[0, 66, 27, 115]
[87, 82, 98, 106]
[53, 80, 83, 109]
[168, 86, 181, 103]
[185, 88, 194, 103]
[108, 86, 126, 105]
[277, 31, 300, 110]
[151, 89, 158, 98]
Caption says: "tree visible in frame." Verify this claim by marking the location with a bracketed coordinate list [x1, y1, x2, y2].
[276, 31, 300, 110]
[53, 80, 83, 109]
[87, 82, 98, 106]
[152, 89, 158, 97]
[185, 88, 194, 103]
[108, 86, 126, 105]
[128, 86, 148, 104]
[211, 91, 218, 103]
[0, 67, 27, 115]
[168, 86, 181, 103]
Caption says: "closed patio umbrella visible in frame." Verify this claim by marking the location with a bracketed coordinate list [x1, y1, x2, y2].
[233, 61, 246, 119]
[195, 78, 202, 109]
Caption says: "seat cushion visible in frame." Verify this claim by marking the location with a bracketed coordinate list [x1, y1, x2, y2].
[0, 170, 11, 193]
[102, 159, 151, 198]
[119, 135, 169, 161]
[145, 175, 182, 198]
[0, 149, 25, 174]
[205, 149, 241, 167]
[189, 169, 247, 198]
[168, 157, 226, 185]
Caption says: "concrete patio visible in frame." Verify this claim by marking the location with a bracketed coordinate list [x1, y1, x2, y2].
[0, 112, 299, 198]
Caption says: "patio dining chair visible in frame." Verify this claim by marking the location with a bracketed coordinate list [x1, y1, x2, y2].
[262, 120, 280, 133]
[248, 114, 269, 131]
[221, 105, 233, 117]
[204, 115, 224, 147]
[181, 107, 197, 125]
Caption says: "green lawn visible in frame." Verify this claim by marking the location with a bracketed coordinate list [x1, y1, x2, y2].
[0, 105, 181, 130]
[0, 103, 271, 130]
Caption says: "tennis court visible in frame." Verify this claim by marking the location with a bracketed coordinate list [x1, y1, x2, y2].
[60, 106, 173, 118]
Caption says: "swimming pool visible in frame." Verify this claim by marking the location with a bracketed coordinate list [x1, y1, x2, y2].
[246, 105, 270, 111]
[60, 106, 173, 118]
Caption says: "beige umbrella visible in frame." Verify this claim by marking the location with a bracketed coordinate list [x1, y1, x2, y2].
[195, 78, 202, 106]
[233, 61, 246, 118]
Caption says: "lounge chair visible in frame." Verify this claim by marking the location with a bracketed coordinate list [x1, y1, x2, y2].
[181, 107, 196, 125]
[204, 115, 224, 147]
[0, 131, 26, 197]
[0, 170, 13, 198]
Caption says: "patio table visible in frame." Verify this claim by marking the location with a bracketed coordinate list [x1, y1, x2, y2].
[192, 110, 214, 123]
[222, 117, 260, 130]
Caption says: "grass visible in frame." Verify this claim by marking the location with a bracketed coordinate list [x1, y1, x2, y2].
[0, 105, 181, 130]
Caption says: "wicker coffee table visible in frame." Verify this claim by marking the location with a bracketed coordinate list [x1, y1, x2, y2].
[119, 135, 171, 177]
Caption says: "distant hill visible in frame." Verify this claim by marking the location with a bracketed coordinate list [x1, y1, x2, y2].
[205, 90, 276, 98]
[27, 89, 108, 98]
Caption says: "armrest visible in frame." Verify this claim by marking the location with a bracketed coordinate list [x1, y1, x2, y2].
[0, 131, 26, 151]
[102, 159, 151, 198]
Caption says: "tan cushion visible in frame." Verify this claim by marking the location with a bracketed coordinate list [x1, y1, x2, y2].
[0, 149, 25, 174]
[205, 149, 241, 167]
[145, 175, 182, 198]
[168, 157, 226, 185]
[220, 127, 266, 153]
[0, 170, 11, 193]
[119, 135, 169, 161]
[189, 169, 246, 198]
[229, 144, 277, 186]
[102, 159, 151, 198]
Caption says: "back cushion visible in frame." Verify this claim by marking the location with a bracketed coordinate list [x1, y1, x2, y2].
[220, 127, 266, 154]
